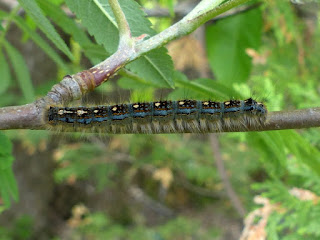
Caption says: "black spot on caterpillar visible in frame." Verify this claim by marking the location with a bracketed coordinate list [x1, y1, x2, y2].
[46, 98, 267, 134]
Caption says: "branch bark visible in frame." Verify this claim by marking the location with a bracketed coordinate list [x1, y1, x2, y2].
[2, 0, 317, 133]
[1, 106, 320, 132]
[0, 0, 255, 131]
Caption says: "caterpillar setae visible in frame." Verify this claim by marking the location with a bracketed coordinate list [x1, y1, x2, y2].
[46, 98, 267, 134]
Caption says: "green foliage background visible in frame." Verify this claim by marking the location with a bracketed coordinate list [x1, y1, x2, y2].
[0, 0, 320, 239]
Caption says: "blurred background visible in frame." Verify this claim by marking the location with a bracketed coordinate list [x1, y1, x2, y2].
[0, 0, 320, 239]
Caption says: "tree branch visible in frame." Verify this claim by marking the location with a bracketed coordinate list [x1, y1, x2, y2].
[6, 0, 316, 133]
[1, 106, 320, 132]
[0, 0, 255, 131]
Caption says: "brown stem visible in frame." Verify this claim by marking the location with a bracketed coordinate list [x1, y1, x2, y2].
[0, 103, 42, 130]
[128, 185, 175, 217]
[1, 106, 320, 131]
[209, 134, 246, 217]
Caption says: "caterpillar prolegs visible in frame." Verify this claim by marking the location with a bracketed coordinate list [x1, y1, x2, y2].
[46, 98, 267, 134]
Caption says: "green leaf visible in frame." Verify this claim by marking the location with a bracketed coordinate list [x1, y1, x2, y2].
[13, 15, 69, 72]
[130, 88, 155, 102]
[265, 1, 297, 46]
[0, 132, 13, 170]
[81, 44, 109, 62]
[66, 0, 173, 87]
[127, 48, 174, 88]
[65, 0, 118, 53]
[283, 130, 320, 176]
[48, 0, 65, 5]
[3, 41, 35, 102]
[0, 10, 8, 19]
[248, 130, 320, 179]
[17, 0, 73, 60]
[246, 131, 286, 178]
[0, 169, 19, 207]
[206, 8, 262, 83]
[258, 131, 287, 165]
[167, 0, 175, 17]
[171, 72, 241, 100]
[0, 132, 18, 207]
[0, 49, 11, 95]
[118, 77, 154, 89]
[36, 0, 105, 65]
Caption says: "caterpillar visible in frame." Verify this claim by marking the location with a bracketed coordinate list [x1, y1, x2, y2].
[46, 98, 267, 134]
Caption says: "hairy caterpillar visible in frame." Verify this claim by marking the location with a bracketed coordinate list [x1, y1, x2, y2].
[46, 98, 267, 134]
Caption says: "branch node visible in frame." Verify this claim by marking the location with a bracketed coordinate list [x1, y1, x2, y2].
[134, 33, 149, 43]
[73, 71, 96, 92]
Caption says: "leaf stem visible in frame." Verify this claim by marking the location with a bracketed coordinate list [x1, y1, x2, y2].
[108, 0, 133, 48]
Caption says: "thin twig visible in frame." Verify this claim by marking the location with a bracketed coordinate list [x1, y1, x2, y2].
[128, 185, 175, 217]
[176, 173, 223, 199]
[1, 106, 320, 132]
[209, 134, 246, 217]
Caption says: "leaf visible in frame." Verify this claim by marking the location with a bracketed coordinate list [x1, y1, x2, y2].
[166, 0, 175, 17]
[170, 72, 241, 100]
[0, 169, 19, 207]
[36, 0, 106, 65]
[118, 77, 154, 89]
[81, 44, 109, 62]
[126, 48, 174, 88]
[282, 130, 320, 176]
[130, 88, 155, 102]
[0, 132, 18, 207]
[259, 131, 287, 165]
[13, 15, 69, 72]
[0, 49, 11, 95]
[248, 130, 320, 178]
[66, 0, 173, 88]
[246, 131, 287, 178]
[65, 0, 118, 53]
[0, 132, 14, 170]
[3, 41, 35, 102]
[17, 0, 73, 60]
[48, 0, 65, 5]
[265, 1, 297, 46]
[206, 8, 262, 83]
[0, 9, 9, 19]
